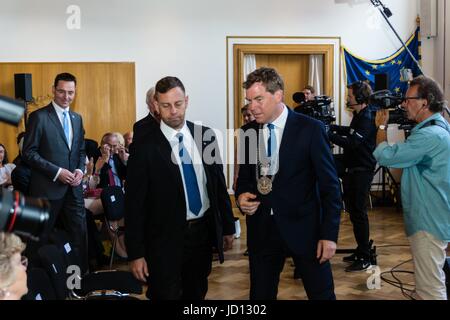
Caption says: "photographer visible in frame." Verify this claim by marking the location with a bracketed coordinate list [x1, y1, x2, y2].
[374, 75, 450, 300]
[328, 80, 377, 272]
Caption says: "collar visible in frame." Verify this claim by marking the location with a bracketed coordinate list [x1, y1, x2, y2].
[52, 101, 70, 115]
[266, 104, 288, 129]
[413, 112, 444, 132]
[160, 120, 189, 142]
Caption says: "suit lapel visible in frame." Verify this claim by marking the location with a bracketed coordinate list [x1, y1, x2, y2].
[154, 128, 185, 195]
[277, 109, 296, 179]
[69, 111, 78, 150]
[46, 104, 70, 150]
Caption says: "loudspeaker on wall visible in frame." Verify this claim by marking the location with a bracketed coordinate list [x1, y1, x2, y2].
[14, 73, 33, 102]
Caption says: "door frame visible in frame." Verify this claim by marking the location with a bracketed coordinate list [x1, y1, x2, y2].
[226, 36, 342, 190]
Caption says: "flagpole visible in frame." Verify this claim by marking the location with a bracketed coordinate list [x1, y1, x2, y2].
[370, 0, 424, 75]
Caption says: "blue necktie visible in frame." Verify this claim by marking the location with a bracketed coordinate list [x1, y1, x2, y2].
[177, 133, 202, 215]
[63, 111, 70, 145]
[267, 123, 277, 158]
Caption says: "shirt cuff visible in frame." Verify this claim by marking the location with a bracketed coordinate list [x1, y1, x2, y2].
[53, 168, 62, 182]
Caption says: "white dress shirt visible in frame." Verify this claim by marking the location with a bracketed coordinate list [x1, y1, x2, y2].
[160, 120, 210, 220]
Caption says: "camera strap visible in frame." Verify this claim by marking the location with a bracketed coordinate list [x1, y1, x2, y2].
[420, 120, 450, 135]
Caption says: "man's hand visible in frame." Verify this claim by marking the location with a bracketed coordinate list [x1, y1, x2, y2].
[223, 235, 234, 251]
[316, 240, 337, 264]
[375, 109, 389, 128]
[237, 193, 260, 215]
[58, 169, 75, 185]
[117, 144, 129, 163]
[129, 257, 149, 282]
[71, 170, 84, 187]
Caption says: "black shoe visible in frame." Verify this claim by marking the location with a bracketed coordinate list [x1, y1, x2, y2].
[243, 249, 249, 256]
[293, 269, 302, 280]
[345, 258, 372, 272]
[343, 253, 357, 263]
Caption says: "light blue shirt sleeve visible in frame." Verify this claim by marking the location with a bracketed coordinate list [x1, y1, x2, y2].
[373, 130, 438, 169]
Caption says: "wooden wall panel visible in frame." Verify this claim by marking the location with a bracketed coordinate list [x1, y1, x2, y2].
[255, 54, 311, 109]
[0, 62, 135, 160]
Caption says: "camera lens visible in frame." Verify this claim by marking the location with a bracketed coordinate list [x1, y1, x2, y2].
[0, 189, 50, 240]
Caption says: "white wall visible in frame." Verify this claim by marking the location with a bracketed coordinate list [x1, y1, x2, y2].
[0, 0, 426, 163]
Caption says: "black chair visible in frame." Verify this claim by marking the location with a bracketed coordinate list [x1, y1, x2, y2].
[100, 186, 126, 269]
[24, 268, 57, 300]
[37, 244, 143, 300]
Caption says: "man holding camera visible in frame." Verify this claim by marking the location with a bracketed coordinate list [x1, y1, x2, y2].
[374, 75, 450, 300]
[328, 80, 377, 272]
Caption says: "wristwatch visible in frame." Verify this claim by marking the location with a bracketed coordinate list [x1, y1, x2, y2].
[378, 125, 387, 130]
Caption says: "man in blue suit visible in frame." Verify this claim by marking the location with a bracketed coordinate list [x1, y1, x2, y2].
[235, 67, 341, 300]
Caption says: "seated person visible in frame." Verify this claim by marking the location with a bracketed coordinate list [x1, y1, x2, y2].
[93, 133, 127, 188]
[0, 144, 16, 188]
[0, 232, 28, 300]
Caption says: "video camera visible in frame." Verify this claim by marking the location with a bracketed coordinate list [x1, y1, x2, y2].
[0, 95, 50, 241]
[293, 92, 336, 126]
[369, 89, 416, 131]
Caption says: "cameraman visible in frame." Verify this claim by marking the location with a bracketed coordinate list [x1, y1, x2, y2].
[328, 80, 377, 272]
[303, 85, 316, 101]
[374, 75, 450, 300]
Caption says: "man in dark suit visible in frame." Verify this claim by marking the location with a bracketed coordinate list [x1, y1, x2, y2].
[235, 67, 341, 300]
[132, 86, 160, 144]
[22, 72, 87, 273]
[125, 76, 235, 300]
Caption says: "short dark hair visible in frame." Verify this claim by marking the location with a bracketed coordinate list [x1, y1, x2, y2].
[347, 80, 372, 104]
[409, 75, 446, 113]
[155, 76, 185, 100]
[243, 67, 284, 94]
[303, 85, 315, 94]
[0, 143, 8, 165]
[54, 73, 77, 88]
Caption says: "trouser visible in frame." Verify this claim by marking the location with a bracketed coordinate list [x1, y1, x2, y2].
[343, 170, 373, 259]
[146, 216, 213, 300]
[248, 217, 335, 300]
[409, 230, 448, 300]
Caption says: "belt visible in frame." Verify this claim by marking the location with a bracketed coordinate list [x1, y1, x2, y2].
[186, 216, 208, 227]
[346, 167, 372, 174]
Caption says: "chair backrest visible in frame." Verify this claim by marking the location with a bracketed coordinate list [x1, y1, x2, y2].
[73, 270, 143, 298]
[24, 267, 57, 300]
[100, 186, 125, 221]
[49, 229, 80, 269]
[37, 244, 70, 300]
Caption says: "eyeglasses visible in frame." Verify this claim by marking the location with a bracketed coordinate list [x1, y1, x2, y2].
[403, 97, 422, 102]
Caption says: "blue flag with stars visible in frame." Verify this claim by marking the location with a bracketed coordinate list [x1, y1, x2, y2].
[343, 27, 422, 95]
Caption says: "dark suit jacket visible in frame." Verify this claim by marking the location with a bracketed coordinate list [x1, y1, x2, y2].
[235, 109, 341, 256]
[125, 121, 235, 270]
[22, 103, 86, 200]
[132, 113, 158, 145]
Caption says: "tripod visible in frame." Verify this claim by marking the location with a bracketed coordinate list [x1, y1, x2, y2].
[371, 165, 400, 208]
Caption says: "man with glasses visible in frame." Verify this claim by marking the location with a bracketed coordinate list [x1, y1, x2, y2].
[23, 73, 88, 274]
[93, 132, 127, 188]
[374, 75, 450, 300]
